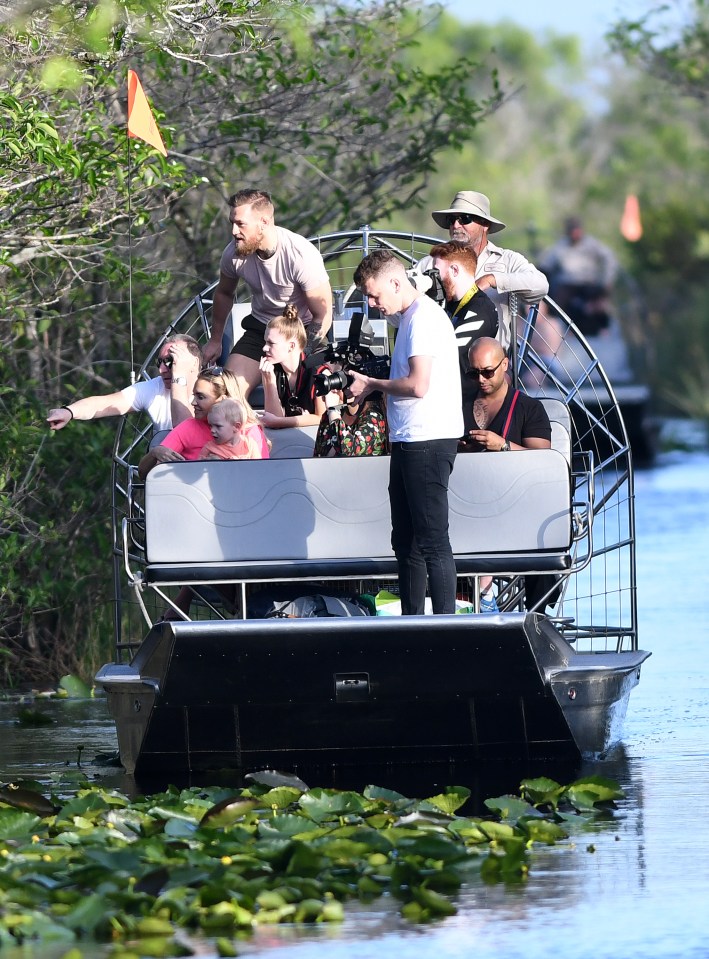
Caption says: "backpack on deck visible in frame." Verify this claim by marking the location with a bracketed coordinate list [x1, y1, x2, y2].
[247, 584, 371, 619]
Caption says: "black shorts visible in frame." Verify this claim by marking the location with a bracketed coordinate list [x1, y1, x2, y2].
[229, 313, 266, 362]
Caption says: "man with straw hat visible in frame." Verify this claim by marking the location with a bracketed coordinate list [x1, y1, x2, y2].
[423, 191, 548, 349]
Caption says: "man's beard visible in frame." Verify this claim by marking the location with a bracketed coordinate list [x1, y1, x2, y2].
[442, 274, 456, 301]
[235, 237, 261, 255]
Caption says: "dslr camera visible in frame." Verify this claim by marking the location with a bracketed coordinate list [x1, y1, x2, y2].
[407, 266, 446, 306]
[313, 314, 390, 397]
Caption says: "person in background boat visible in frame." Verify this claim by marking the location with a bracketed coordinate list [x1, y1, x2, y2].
[459, 336, 552, 613]
[200, 399, 262, 460]
[347, 249, 463, 615]
[414, 191, 548, 350]
[137, 368, 268, 478]
[313, 377, 389, 458]
[46, 334, 202, 434]
[429, 240, 498, 408]
[206, 188, 333, 397]
[538, 216, 619, 336]
[259, 305, 329, 429]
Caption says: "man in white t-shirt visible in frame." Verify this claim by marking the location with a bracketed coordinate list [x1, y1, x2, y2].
[206, 188, 333, 398]
[348, 249, 463, 615]
[46, 335, 202, 433]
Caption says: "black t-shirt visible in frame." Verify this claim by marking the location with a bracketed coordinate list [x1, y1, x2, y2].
[274, 352, 327, 416]
[446, 287, 499, 406]
[461, 387, 552, 451]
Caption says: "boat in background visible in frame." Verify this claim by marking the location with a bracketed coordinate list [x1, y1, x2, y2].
[97, 227, 650, 776]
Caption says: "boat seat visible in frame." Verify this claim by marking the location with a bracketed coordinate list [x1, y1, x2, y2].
[264, 426, 319, 459]
[143, 448, 573, 584]
[539, 397, 572, 463]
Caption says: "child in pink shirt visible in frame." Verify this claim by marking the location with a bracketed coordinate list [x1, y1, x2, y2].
[200, 399, 262, 460]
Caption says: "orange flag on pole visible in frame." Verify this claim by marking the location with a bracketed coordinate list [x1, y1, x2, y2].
[620, 194, 642, 242]
[127, 69, 167, 157]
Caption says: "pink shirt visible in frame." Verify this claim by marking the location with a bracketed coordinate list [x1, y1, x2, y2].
[200, 435, 261, 460]
[163, 419, 270, 460]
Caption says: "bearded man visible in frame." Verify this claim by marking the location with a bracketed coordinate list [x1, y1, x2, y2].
[206, 188, 333, 396]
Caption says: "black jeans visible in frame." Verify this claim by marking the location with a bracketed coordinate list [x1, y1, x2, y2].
[389, 438, 458, 615]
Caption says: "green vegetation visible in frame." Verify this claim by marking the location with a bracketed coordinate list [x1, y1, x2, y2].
[0, 775, 623, 952]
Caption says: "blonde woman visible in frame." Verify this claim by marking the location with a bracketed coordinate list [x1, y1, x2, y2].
[259, 304, 329, 429]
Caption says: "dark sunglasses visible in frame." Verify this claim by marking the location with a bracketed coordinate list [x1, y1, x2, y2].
[467, 357, 505, 379]
[200, 365, 225, 376]
[446, 212, 485, 227]
[157, 355, 173, 369]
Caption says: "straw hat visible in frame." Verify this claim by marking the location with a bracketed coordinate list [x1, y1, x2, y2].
[431, 191, 506, 233]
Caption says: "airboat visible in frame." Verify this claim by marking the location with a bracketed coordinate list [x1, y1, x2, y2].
[96, 227, 650, 776]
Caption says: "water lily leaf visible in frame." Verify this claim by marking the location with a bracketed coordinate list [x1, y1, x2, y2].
[1, 908, 76, 942]
[0, 806, 42, 838]
[520, 776, 564, 808]
[395, 810, 454, 829]
[58, 675, 93, 699]
[478, 821, 517, 841]
[56, 793, 110, 823]
[396, 834, 468, 863]
[163, 817, 198, 838]
[61, 893, 109, 933]
[419, 786, 470, 816]
[0, 785, 57, 817]
[134, 867, 170, 897]
[16, 707, 54, 727]
[259, 787, 302, 810]
[484, 795, 540, 821]
[245, 770, 309, 791]
[520, 818, 569, 843]
[298, 789, 366, 823]
[566, 776, 625, 804]
[216, 937, 239, 957]
[363, 784, 409, 804]
[412, 884, 457, 916]
[257, 814, 320, 839]
[200, 797, 257, 828]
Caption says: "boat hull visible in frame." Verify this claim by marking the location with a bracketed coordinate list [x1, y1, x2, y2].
[96, 613, 648, 775]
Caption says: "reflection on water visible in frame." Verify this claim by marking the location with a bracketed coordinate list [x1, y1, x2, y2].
[1, 451, 708, 958]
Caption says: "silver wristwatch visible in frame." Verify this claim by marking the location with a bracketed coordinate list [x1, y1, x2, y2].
[172, 376, 188, 386]
[500, 440, 510, 451]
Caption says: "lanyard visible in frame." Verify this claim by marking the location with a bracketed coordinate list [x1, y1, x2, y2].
[451, 283, 479, 319]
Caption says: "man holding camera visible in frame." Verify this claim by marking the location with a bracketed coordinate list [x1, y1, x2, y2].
[422, 191, 548, 349]
[348, 249, 463, 616]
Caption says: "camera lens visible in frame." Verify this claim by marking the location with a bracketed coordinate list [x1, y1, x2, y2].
[314, 369, 351, 396]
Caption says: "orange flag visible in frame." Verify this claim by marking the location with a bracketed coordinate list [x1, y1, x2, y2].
[620, 194, 642, 242]
[127, 69, 167, 157]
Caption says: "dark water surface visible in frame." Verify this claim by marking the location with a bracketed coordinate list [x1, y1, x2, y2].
[1, 449, 708, 958]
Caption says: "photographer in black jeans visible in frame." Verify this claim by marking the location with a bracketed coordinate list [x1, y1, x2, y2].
[347, 250, 463, 615]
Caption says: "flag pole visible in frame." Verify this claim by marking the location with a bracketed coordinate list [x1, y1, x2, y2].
[127, 131, 136, 384]
[126, 68, 168, 385]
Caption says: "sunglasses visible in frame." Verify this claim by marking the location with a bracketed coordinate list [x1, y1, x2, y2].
[157, 355, 173, 369]
[467, 357, 505, 379]
[446, 213, 485, 227]
[200, 365, 225, 376]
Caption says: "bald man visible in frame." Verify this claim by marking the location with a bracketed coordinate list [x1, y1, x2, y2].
[460, 337, 551, 452]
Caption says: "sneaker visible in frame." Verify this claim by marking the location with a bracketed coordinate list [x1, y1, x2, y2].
[479, 592, 499, 614]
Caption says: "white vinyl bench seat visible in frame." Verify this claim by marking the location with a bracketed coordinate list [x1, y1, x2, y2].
[143, 448, 573, 585]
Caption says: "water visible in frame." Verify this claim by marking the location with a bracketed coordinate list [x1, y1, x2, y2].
[1, 449, 708, 958]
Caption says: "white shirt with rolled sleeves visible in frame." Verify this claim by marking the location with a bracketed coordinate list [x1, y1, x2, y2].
[387, 296, 463, 443]
[120, 377, 173, 432]
[415, 241, 548, 351]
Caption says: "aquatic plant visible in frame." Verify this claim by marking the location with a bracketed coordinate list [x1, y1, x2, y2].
[0, 775, 622, 954]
